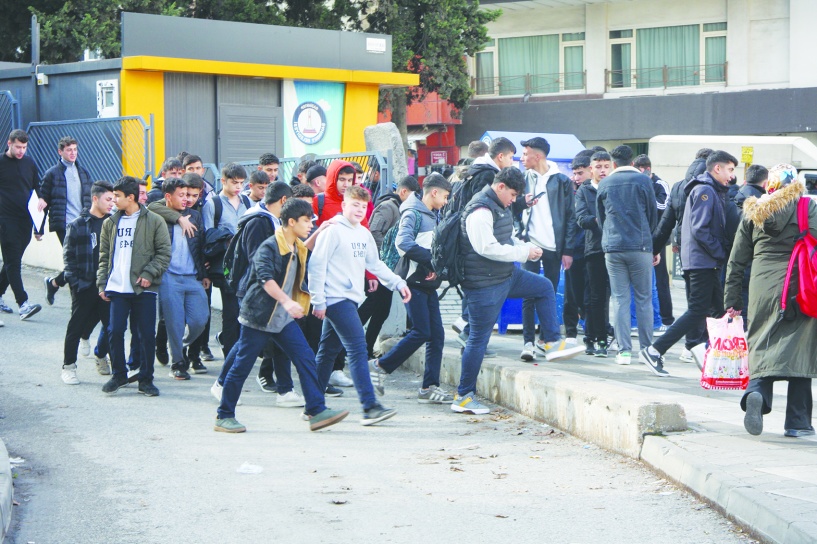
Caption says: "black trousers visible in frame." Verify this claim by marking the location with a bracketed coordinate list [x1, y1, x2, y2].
[358, 282, 394, 358]
[584, 253, 610, 343]
[741, 377, 813, 431]
[53, 229, 67, 287]
[210, 275, 239, 358]
[0, 217, 32, 305]
[653, 268, 721, 355]
[654, 251, 674, 325]
[563, 256, 586, 338]
[64, 285, 110, 365]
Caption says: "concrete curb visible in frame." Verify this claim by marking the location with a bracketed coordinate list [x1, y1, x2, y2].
[641, 435, 817, 544]
[382, 339, 687, 459]
[0, 438, 12, 541]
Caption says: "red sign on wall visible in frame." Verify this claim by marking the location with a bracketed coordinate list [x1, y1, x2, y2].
[430, 150, 448, 164]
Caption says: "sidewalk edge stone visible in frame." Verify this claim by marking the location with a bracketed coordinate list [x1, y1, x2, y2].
[0, 438, 13, 541]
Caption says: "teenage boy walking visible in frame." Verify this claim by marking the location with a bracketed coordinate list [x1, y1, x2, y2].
[61, 181, 115, 384]
[97, 176, 171, 396]
[309, 185, 411, 426]
[149, 177, 210, 381]
[640, 151, 738, 376]
[215, 199, 348, 433]
[369, 174, 453, 403]
[0, 129, 42, 319]
[454, 168, 583, 415]
[40, 136, 94, 306]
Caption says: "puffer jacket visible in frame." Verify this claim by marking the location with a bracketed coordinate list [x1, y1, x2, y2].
[39, 159, 93, 232]
[97, 204, 171, 294]
[734, 183, 766, 209]
[575, 180, 603, 256]
[394, 193, 441, 291]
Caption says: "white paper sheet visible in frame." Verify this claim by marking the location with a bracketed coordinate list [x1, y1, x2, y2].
[27, 191, 45, 232]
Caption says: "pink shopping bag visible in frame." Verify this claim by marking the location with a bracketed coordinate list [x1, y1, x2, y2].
[700, 316, 749, 390]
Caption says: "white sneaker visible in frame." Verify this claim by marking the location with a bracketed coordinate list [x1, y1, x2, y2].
[615, 351, 632, 365]
[609, 339, 620, 352]
[565, 337, 578, 346]
[61, 364, 79, 385]
[95, 355, 111, 376]
[520, 342, 535, 361]
[0, 320, 3, 327]
[79, 338, 91, 358]
[679, 348, 694, 363]
[277, 390, 305, 408]
[211, 379, 223, 402]
[690, 343, 707, 371]
[328, 369, 354, 387]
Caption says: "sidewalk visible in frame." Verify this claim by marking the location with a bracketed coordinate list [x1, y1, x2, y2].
[385, 279, 817, 544]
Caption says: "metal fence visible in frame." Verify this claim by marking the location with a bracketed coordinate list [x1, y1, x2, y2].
[605, 63, 727, 91]
[472, 71, 587, 96]
[26, 116, 154, 183]
[207, 150, 395, 200]
[0, 91, 21, 141]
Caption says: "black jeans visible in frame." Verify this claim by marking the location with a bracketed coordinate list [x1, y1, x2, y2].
[522, 249, 561, 343]
[358, 282, 394, 358]
[563, 256, 586, 338]
[741, 377, 813, 431]
[584, 253, 610, 343]
[652, 268, 723, 355]
[64, 286, 110, 366]
[654, 251, 674, 325]
[51, 229, 68, 287]
[0, 217, 32, 305]
[211, 275, 239, 358]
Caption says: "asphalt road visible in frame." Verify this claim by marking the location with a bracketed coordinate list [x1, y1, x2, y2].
[0, 267, 758, 544]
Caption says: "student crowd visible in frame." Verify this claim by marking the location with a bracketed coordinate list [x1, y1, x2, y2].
[0, 128, 813, 437]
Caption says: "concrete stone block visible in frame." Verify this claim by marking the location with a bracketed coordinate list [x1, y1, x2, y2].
[364, 122, 408, 181]
[0, 439, 13, 541]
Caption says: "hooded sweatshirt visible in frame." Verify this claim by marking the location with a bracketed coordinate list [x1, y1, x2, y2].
[308, 215, 406, 311]
[521, 160, 567, 252]
[312, 160, 369, 228]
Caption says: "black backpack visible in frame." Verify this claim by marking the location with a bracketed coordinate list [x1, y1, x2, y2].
[431, 209, 464, 286]
[441, 174, 476, 218]
[223, 214, 272, 291]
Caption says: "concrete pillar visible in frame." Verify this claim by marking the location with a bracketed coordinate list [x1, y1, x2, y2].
[725, 0, 749, 87]
[585, 3, 608, 95]
[789, 0, 817, 88]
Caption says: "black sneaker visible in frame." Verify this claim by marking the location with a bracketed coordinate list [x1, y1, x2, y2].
[102, 374, 128, 394]
[325, 384, 344, 397]
[594, 341, 608, 358]
[156, 347, 169, 366]
[360, 403, 397, 426]
[138, 380, 160, 396]
[200, 346, 215, 362]
[584, 340, 596, 355]
[215, 332, 225, 351]
[256, 374, 276, 393]
[744, 391, 763, 436]
[190, 360, 208, 374]
[44, 277, 58, 305]
[169, 366, 191, 380]
[639, 348, 669, 377]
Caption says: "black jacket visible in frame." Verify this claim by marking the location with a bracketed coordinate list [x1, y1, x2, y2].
[680, 172, 730, 270]
[234, 208, 277, 298]
[515, 168, 577, 257]
[169, 208, 208, 281]
[734, 183, 766, 209]
[443, 161, 499, 216]
[63, 209, 109, 292]
[597, 167, 657, 253]
[574, 180, 603, 256]
[39, 159, 93, 232]
[459, 185, 517, 289]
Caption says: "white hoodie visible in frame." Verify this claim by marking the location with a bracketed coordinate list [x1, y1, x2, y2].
[308, 216, 407, 310]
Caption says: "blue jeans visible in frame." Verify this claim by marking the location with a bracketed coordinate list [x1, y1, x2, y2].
[218, 321, 326, 419]
[315, 299, 377, 410]
[159, 272, 209, 367]
[107, 292, 157, 381]
[522, 249, 562, 344]
[218, 333, 295, 394]
[378, 287, 444, 389]
[460, 267, 560, 396]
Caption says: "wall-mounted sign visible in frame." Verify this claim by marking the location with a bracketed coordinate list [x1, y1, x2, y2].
[293, 102, 327, 145]
[430, 150, 448, 164]
[366, 37, 387, 54]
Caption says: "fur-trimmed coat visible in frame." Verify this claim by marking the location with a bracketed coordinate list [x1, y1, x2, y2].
[724, 181, 817, 379]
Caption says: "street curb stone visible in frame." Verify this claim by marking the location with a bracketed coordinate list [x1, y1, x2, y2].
[641, 435, 817, 544]
[382, 339, 687, 458]
[0, 438, 12, 541]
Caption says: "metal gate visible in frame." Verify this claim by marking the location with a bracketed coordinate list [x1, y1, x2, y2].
[0, 91, 21, 141]
[26, 115, 154, 182]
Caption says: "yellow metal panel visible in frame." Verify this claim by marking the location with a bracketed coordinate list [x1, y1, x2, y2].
[122, 56, 418, 86]
[120, 69, 165, 183]
[342, 83, 381, 153]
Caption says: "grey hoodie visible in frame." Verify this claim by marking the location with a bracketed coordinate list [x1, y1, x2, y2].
[308, 215, 406, 310]
[395, 193, 442, 290]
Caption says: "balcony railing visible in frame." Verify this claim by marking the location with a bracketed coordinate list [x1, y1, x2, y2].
[605, 62, 728, 91]
[472, 71, 587, 97]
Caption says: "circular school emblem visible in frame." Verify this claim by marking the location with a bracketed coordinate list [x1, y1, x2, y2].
[292, 102, 327, 145]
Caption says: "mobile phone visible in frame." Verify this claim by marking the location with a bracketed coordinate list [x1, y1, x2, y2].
[532, 191, 546, 201]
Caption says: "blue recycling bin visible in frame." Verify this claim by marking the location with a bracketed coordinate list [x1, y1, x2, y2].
[496, 265, 565, 334]
[629, 270, 662, 329]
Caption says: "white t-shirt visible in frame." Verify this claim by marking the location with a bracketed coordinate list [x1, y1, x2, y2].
[106, 211, 139, 293]
[527, 170, 556, 251]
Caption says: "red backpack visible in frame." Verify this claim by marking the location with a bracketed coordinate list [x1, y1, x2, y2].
[781, 197, 817, 318]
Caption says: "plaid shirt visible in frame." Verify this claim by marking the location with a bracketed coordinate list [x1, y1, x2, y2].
[63, 209, 108, 292]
